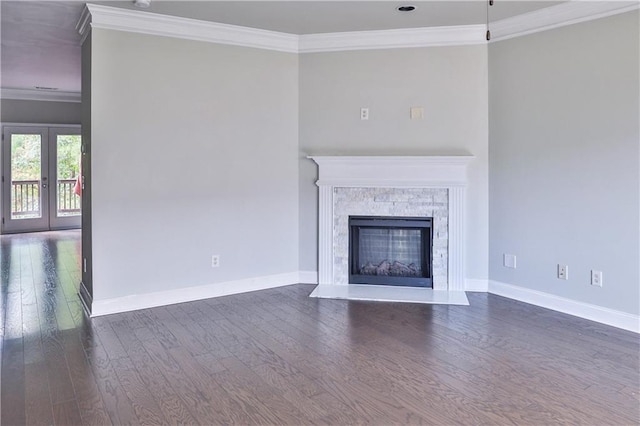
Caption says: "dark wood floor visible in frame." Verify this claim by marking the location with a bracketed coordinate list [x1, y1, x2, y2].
[1, 231, 638, 425]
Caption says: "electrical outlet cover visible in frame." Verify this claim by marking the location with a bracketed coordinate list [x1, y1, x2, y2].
[558, 264, 568, 280]
[504, 254, 516, 269]
[591, 270, 603, 287]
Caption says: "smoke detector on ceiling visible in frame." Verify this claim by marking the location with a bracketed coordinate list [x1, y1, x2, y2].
[133, 0, 151, 8]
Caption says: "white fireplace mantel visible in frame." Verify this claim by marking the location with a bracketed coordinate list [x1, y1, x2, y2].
[309, 155, 473, 188]
[308, 155, 474, 294]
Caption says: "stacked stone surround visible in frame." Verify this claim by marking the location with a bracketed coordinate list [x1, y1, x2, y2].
[333, 187, 449, 286]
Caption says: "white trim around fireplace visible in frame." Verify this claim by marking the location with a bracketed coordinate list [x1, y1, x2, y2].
[308, 155, 474, 298]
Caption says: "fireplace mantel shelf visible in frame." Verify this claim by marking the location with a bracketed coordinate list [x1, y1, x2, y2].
[308, 155, 474, 188]
[307, 155, 474, 165]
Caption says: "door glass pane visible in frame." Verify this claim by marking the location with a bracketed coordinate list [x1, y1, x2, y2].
[56, 134, 82, 217]
[10, 134, 42, 219]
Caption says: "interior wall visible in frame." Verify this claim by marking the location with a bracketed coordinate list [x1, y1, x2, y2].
[298, 45, 489, 281]
[80, 31, 93, 307]
[0, 99, 81, 124]
[90, 29, 299, 301]
[488, 11, 640, 315]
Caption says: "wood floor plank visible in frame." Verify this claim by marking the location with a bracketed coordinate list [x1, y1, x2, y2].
[110, 357, 167, 426]
[24, 360, 54, 425]
[165, 346, 256, 424]
[86, 336, 140, 425]
[67, 299, 86, 328]
[220, 303, 332, 382]
[277, 304, 501, 424]
[311, 391, 369, 425]
[62, 331, 112, 426]
[153, 305, 209, 356]
[2, 231, 639, 425]
[176, 305, 238, 359]
[4, 290, 23, 339]
[249, 360, 356, 423]
[93, 319, 129, 360]
[41, 332, 76, 404]
[209, 356, 310, 425]
[22, 309, 45, 365]
[313, 366, 430, 424]
[462, 298, 640, 389]
[133, 309, 181, 350]
[111, 319, 200, 425]
[1, 338, 26, 426]
[469, 294, 640, 369]
[53, 399, 83, 426]
[137, 333, 231, 424]
[360, 300, 632, 424]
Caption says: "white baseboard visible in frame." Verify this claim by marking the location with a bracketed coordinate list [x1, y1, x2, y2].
[91, 271, 300, 317]
[298, 270, 319, 284]
[489, 280, 640, 334]
[465, 278, 489, 292]
[90, 271, 639, 333]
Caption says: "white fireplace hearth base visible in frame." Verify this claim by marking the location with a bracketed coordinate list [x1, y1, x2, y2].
[309, 284, 469, 305]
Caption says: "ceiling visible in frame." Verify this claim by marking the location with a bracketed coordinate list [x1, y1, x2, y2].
[1, 1, 565, 93]
[94, 1, 562, 33]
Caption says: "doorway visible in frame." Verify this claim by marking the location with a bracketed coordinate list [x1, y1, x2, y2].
[2, 125, 82, 233]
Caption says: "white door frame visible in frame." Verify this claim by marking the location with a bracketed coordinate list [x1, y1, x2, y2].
[1, 123, 81, 234]
[49, 126, 82, 230]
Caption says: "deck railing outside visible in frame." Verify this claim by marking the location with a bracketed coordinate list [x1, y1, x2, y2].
[11, 179, 40, 217]
[11, 179, 80, 218]
[57, 179, 81, 215]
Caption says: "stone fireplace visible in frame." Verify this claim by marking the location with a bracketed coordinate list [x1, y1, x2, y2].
[308, 155, 473, 304]
[336, 188, 446, 287]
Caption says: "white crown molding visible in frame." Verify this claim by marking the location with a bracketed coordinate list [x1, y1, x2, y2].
[76, 2, 639, 54]
[491, 0, 640, 42]
[1, 88, 81, 103]
[79, 4, 299, 53]
[489, 280, 640, 333]
[76, 5, 92, 45]
[299, 25, 485, 53]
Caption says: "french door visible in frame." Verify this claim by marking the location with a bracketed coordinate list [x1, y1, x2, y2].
[2, 125, 82, 233]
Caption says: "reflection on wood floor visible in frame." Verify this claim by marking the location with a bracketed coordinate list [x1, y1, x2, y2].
[1, 230, 639, 425]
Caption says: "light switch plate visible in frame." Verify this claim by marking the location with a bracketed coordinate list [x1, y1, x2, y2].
[410, 106, 424, 120]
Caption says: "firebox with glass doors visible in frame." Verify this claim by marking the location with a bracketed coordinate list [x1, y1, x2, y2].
[349, 216, 433, 287]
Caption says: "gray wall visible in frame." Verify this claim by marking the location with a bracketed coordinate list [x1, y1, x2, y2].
[80, 31, 93, 304]
[299, 46, 489, 281]
[90, 29, 299, 301]
[488, 11, 639, 315]
[1, 99, 81, 124]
